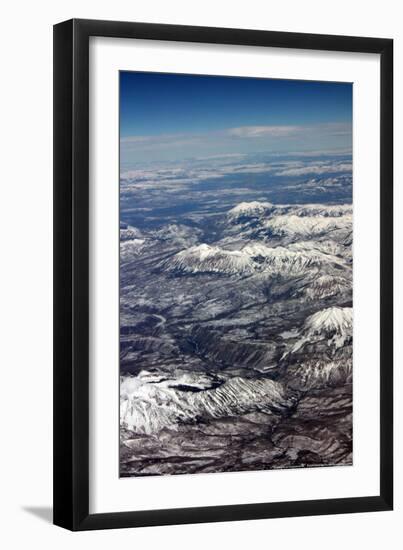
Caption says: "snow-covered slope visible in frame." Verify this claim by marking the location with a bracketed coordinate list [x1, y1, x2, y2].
[298, 274, 351, 300]
[227, 201, 351, 222]
[291, 306, 353, 353]
[242, 243, 329, 274]
[291, 204, 352, 218]
[120, 225, 143, 241]
[165, 243, 255, 275]
[152, 224, 202, 246]
[224, 201, 352, 247]
[287, 240, 349, 258]
[120, 238, 145, 260]
[286, 358, 352, 390]
[282, 307, 353, 390]
[227, 201, 273, 221]
[165, 240, 347, 277]
[262, 213, 352, 239]
[120, 226, 145, 261]
[304, 306, 353, 337]
[120, 371, 295, 434]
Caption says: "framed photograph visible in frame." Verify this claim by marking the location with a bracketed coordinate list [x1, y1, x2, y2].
[53, 19, 393, 530]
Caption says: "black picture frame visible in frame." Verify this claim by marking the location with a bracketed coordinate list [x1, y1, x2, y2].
[53, 18, 393, 531]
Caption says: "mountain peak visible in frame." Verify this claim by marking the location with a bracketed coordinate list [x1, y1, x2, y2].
[303, 306, 353, 337]
[227, 201, 274, 219]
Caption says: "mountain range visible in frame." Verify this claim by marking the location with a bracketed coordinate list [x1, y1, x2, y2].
[119, 194, 353, 476]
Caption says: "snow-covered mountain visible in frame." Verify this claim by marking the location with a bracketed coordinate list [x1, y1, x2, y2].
[287, 239, 349, 258]
[280, 306, 353, 390]
[120, 192, 353, 474]
[285, 358, 352, 391]
[295, 274, 351, 300]
[120, 225, 143, 241]
[119, 225, 146, 261]
[164, 243, 255, 275]
[262, 213, 352, 239]
[224, 200, 353, 246]
[290, 204, 352, 218]
[164, 237, 348, 278]
[227, 202, 351, 222]
[120, 240, 145, 261]
[227, 201, 274, 221]
[290, 306, 353, 354]
[304, 306, 353, 336]
[120, 370, 296, 435]
[242, 242, 344, 274]
[152, 223, 202, 246]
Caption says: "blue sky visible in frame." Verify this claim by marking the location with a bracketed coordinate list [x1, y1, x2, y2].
[120, 71, 352, 164]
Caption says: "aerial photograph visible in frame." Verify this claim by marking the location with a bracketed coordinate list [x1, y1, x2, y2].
[119, 72, 353, 477]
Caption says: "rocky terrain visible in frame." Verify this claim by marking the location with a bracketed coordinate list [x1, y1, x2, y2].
[119, 154, 353, 476]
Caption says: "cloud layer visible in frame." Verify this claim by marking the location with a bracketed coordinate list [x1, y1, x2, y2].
[121, 122, 352, 164]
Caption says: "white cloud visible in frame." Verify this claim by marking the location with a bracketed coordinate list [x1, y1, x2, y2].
[120, 122, 351, 154]
[120, 153, 352, 195]
[120, 136, 153, 144]
[280, 148, 352, 157]
[226, 125, 301, 138]
[120, 161, 276, 187]
[120, 126, 302, 146]
[120, 122, 352, 163]
[275, 162, 352, 176]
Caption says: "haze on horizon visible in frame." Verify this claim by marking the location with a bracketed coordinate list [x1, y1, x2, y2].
[120, 71, 352, 166]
